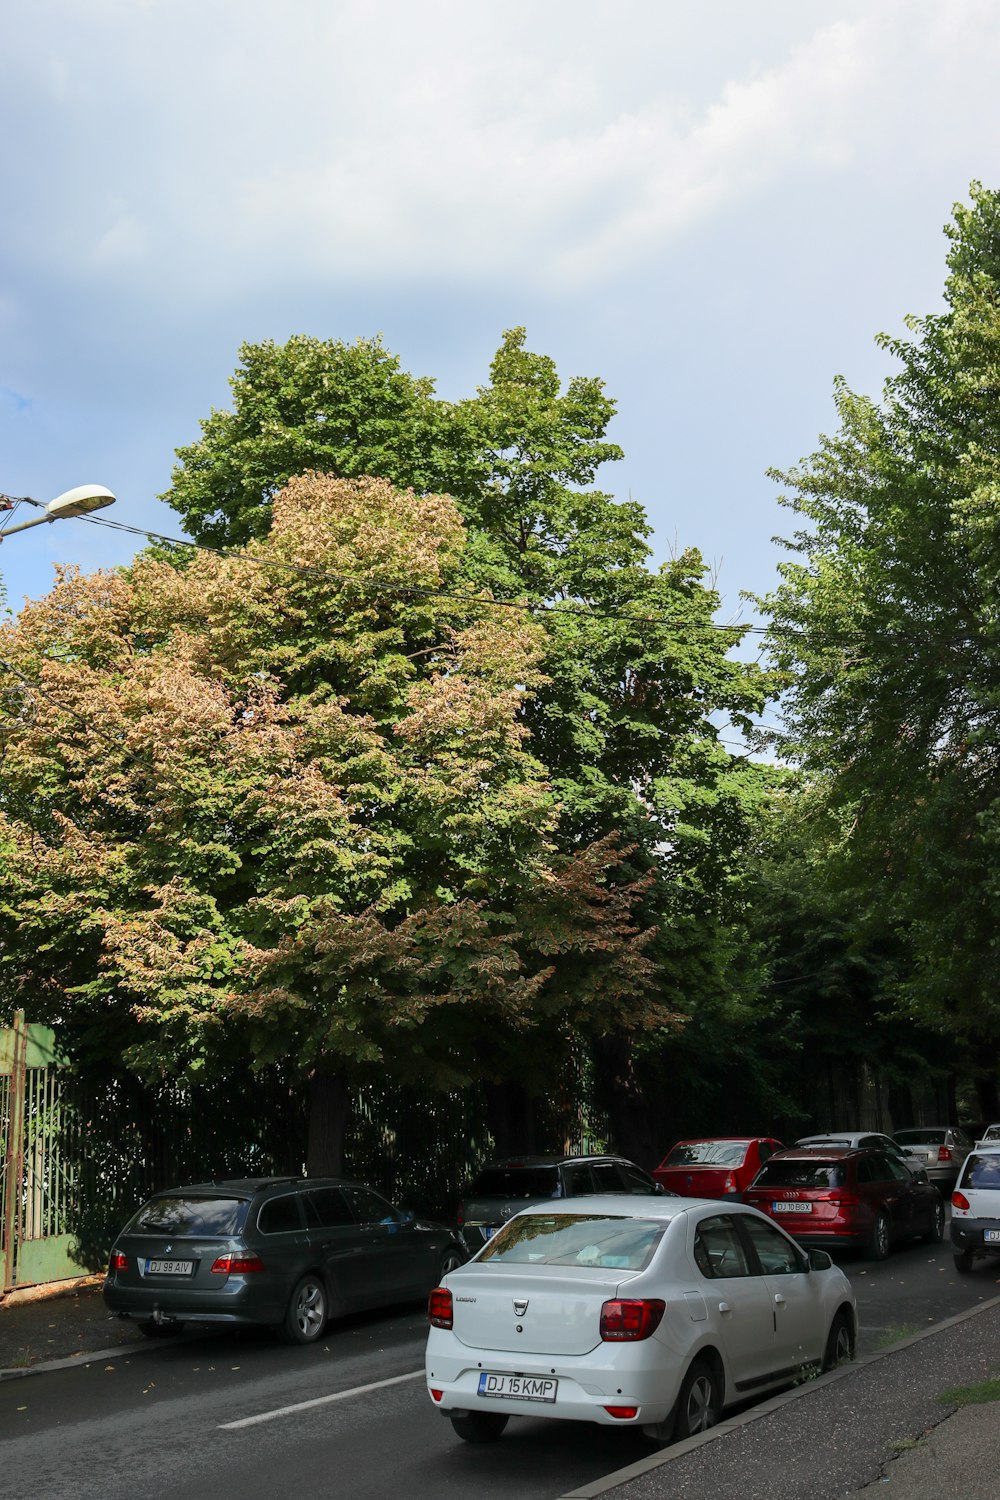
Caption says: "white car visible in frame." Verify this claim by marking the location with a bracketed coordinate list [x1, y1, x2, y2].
[974, 1123, 1000, 1148]
[951, 1144, 1000, 1271]
[425, 1195, 856, 1445]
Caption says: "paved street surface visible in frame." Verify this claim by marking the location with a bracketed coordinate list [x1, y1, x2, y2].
[2, 1234, 999, 1500]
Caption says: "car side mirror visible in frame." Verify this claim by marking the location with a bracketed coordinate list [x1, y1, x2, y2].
[808, 1248, 833, 1272]
[912, 1168, 929, 1185]
[654, 1182, 667, 1195]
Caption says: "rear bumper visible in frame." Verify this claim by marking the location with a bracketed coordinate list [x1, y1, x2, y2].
[950, 1219, 1000, 1254]
[102, 1278, 285, 1326]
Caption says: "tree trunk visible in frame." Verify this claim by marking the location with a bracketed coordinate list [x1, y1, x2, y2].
[306, 1067, 350, 1177]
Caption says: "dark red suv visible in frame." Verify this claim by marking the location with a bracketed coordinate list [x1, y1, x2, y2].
[742, 1147, 944, 1259]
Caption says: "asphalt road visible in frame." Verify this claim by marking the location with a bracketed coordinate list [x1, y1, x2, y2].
[2, 1234, 998, 1500]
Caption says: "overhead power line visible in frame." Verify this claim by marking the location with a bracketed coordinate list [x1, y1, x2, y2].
[80, 513, 770, 639]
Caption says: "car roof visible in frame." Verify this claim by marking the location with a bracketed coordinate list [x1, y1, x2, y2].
[669, 1136, 764, 1146]
[795, 1133, 888, 1145]
[481, 1154, 634, 1168]
[502, 1194, 749, 1224]
[155, 1177, 356, 1197]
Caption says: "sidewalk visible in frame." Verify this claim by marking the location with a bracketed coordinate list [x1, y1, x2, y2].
[4, 1278, 1000, 1499]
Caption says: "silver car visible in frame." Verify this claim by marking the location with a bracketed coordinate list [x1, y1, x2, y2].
[893, 1126, 973, 1192]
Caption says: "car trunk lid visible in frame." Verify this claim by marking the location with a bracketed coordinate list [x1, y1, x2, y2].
[449, 1267, 631, 1355]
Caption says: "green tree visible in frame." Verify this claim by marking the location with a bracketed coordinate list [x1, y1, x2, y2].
[164, 328, 777, 1157]
[0, 475, 668, 1172]
[758, 184, 1000, 1112]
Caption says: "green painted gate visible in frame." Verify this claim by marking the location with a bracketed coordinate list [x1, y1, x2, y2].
[1, 1013, 85, 1290]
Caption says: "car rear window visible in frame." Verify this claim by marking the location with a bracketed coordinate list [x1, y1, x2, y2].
[663, 1141, 747, 1168]
[468, 1167, 561, 1199]
[478, 1212, 664, 1270]
[128, 1195, 248, 1236]
[960, 1154, 1000, 1189]
[753, 1160, 846, 1189]
[895, 1130, 946, 1145]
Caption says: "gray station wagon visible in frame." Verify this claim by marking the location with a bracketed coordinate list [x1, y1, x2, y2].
[103, 1176, 466, 1344]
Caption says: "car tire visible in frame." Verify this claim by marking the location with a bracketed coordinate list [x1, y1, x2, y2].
[137, 1318, 184, 1339]
[449, 1411, 509, 1443]
[280, 1273, 328, 1344]
[953, 1247, 975, 1274]
[439, 1247, 464, 1279]
[672, 1356, 721, 1440]
[866, 1210, 891, 1261]
[822, 1310, 854, 1371]
[922, 1198, 945, 1244]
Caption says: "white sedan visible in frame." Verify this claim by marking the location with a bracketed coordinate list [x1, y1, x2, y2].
[425, 1195, 855, 1445]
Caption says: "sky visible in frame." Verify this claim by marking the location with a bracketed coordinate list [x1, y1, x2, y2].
[4, 0, 1000, 629]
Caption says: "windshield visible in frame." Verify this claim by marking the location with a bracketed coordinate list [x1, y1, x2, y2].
[467, 1167, 561, 1199]
[478, 1212, 664, 1270]
[663, 1141, 748, 1168]
[127, 1195, 249, 1236]
[753, 1160, 845, 1189]
[895, 1129, 946, 1145]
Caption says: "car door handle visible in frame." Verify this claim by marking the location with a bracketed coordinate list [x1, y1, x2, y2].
[718, 1302, 731, 1314]
[773, 1293, 786, 1306]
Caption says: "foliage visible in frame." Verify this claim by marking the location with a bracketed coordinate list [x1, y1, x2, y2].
[758, 184, 1000, 1060]
[0, 476, 666, 1129]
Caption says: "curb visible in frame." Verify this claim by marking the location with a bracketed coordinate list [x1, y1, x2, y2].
[556, 1292, 1000, 1499]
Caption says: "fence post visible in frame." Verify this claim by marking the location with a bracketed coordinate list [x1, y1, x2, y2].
[2, 1011, 28, 1291]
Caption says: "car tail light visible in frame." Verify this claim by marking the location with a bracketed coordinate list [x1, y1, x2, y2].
[604, 1406, 639, 1419]
[828, 1194, 861, 1208]
[952, 1190, 970, 1211]
[938, 1146, 953, 1162]
[429, 1388, 443, 1403]
[600, 1299, 665, 1341]
[722, 1172, 737, 1194]
[109, 1251, 128, 1272]
[209, 1254, 265, 1275]
[456, 1204, 464, 1227]
[428, 1287, 453, 1328]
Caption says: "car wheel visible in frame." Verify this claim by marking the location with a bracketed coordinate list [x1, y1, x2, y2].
[922, 1198, 945, 1244]
[137, 1318, 184, 1339]
[953, 1247, 975, 1274]
[449, 1411, 509, 1443]
[439, 1247, 463, 1279]
[280, 1273, 328, 1344]
[822, 1310, 854, 1371]
[672, 1356, 721, 1440]
[866, 1210, 891, 1261]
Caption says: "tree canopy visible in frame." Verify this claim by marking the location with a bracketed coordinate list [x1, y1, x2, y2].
[759, 183, 1000, 1086]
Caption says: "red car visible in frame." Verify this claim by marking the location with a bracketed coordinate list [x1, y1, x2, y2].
[742, 1147, 945, 1259]
[652, 1136, 785, 1198]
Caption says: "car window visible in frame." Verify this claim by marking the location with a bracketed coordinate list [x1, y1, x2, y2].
[857, 1157, 877, 1184]
[884, 1155, 912, 1182]
[561, 1163, 595, 1195]
[345, 1186, 399, 1225]
[468, 1166, 561, 1199]
[128, 1195, 249, 1236]
[895, 1129, 946, 1145]
[960, 1154, 1000, 1189]
[664, 1141, 747, 1167]
[591, 1162, 626, 1193]
[304, 1187, 353, 1228]
[753, 1159, 845, 1189]
[740, 1216, 806, 1275]
[693, 1215, 752, 1278]
[478, 1212, 663, 1270]
[619, 1164, 658, 1195]
[257, 1193, 304, 1234]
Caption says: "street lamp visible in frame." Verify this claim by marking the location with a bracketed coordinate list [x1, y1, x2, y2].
[0, 484, 116, 540]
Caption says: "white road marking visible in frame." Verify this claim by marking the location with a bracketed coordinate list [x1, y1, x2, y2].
[218, 1369, 424, 1429]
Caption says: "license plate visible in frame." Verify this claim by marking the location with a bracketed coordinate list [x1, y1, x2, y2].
[773, 1201, 812, 1213]
[482, 1226, 495, 1241]
[478, 1372, 558, 1402]
[145, 1259, 194, 1276]
[984, 1230, 1000, 1243]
